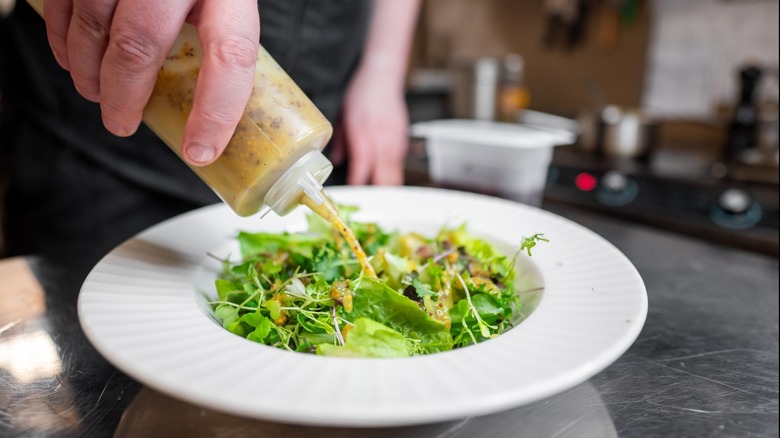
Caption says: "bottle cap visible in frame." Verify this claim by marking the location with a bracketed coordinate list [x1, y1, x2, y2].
[264, 150, 333, 216]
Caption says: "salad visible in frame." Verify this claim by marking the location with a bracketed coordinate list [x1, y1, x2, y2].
[210, 207, 546, 358]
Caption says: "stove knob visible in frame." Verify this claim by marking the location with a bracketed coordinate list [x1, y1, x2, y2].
[717, 189, 751, 215]
[709, 188, 763, 229]
[602, 171, 628, 192]
[596, 171, 639, 206]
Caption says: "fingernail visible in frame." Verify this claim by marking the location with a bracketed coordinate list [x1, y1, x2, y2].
[186, 143, 216, 164]
[103, 117, 135, 137]
[74, 82, 100, 103]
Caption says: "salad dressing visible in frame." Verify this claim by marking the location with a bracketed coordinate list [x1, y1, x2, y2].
[300, 192, 377, 278]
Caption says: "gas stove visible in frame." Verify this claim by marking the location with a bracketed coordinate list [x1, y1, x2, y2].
[544, 147, 779, 256]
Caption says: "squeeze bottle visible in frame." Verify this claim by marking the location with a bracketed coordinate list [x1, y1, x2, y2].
[26, 0, 334, 217]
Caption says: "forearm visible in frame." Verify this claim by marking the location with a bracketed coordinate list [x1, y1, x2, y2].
[358, 0, 421, 90]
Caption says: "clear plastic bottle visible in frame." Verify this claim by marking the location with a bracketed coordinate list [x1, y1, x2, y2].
[27, 0, 334, 217]
[144, 25, 333, 216]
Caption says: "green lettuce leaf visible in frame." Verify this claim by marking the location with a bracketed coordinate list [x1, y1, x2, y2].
[236, 231, 326, 259]
[317, 318, 409, 358]
[449, 293, 503, 325]
[350, 277, 453, 353]
[370, 250, 415, 291]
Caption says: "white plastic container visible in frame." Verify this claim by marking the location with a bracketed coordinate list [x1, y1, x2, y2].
[411, 119, 575, 206]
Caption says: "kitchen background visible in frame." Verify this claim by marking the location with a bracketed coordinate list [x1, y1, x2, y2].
[0, 0, 777, 256]
[403, 0, 779, 256]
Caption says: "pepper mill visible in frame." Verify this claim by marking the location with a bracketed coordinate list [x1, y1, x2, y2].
[724, 65, 763, 163]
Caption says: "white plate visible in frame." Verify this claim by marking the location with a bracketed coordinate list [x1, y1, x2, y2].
[78, 186, 647, 427]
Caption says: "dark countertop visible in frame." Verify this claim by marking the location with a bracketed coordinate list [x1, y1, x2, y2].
[0, 199, 777, 438]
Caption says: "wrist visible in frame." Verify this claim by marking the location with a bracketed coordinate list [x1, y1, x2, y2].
[356, 54, 408, 91]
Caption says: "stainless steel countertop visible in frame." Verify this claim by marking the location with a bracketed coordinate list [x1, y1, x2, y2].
[0, 200, 777, 438]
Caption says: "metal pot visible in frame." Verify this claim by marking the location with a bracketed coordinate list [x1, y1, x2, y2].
[577, 105, 659, 161]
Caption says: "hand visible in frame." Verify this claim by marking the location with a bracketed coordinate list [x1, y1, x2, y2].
[330, 0, 419, 186]
[332, 63, 410, 186]
[42, 0, 260, 166]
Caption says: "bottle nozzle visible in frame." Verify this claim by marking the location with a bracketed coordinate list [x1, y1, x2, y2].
[264, 150, 333, 216]
[298, 170, 326, 206]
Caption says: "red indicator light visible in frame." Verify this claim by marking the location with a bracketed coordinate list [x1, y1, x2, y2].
[575, 172, 598, 192]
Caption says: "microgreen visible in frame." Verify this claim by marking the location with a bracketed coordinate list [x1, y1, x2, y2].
[211, 209, 545, 356]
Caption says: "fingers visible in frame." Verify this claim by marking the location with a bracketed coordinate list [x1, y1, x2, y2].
[366, 132, 406, 186]
[182, 0, 260, 166]
[371, 148, 405, 186]
[99, 0, 193, 136]
[346, 130, 376, 186]
[67, 0, 117, 102]
[373, 125, 409, 185]
[343, 111, 408, 186]
[43, 0, 73, 70]
[43, 0, 260, 164]
[346, 134, 405, 186]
